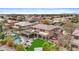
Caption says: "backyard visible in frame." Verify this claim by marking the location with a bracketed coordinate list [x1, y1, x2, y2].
[27, 38, 58, 51]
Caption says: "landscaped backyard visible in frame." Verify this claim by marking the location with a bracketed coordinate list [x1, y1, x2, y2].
[27, 38, 58, 51]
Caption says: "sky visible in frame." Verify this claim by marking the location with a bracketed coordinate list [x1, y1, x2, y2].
[0, 8, 79, 14]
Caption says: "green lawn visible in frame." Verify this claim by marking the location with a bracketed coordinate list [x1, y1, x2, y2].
[27, 38, 58, 51]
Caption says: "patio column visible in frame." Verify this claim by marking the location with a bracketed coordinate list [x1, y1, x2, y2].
[47, 36, 49, 40]
[37, 34, 39, 38]
[41, 35, 43, 39]
[28, 35, 29, 39]
[44, 36, 46, 40]
[33, 33, 35, 38]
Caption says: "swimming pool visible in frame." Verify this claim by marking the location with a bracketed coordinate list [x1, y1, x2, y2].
[11, 33, 22, 44]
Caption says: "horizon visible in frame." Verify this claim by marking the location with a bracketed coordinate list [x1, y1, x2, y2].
[0, 8, 79, 14]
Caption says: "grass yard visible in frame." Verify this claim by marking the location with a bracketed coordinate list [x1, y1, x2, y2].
[27, 38, 45, 51]
[27, 38, 58, 51]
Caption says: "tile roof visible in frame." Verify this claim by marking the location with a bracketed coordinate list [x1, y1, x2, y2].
[72, 29, 79, 36]
[32, 24, 60, 31]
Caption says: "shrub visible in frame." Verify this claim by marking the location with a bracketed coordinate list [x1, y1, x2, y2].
[43, 42, 58, 51]
[16, 44, 25, 51]
[5, 36, 14, 47]
[0, 40, 7, 45]
[71, 17, 79, 23]
[6, 39, 14, 47]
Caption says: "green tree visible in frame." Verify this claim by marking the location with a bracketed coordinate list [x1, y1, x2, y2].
[43, 42, 58, 51]
[43, 42, 49, 51]
[71, 17, 79, 23]
[41, 19, 49, 24]
[0, 40, 7, 45]
[0, 32, 5, 39]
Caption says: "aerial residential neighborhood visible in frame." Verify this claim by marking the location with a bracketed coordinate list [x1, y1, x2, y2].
[0, 14, 79, 51]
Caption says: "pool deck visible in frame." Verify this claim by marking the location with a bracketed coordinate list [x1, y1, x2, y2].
[22, 36, 33, 47]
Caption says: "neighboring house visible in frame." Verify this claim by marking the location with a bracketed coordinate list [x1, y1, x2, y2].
[71, 29, 79, 51]
[14, 21, 33, 30]
[16, 15, 25, 21]
[52, 17, 69, 26]
[5, 20, 18, 29]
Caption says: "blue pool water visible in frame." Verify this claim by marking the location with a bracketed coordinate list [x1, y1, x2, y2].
[14, 38, 22, 44]
[12, 33, 22, 44]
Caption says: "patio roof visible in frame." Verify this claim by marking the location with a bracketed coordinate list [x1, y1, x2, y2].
[32, 24, 60, 31]
[39, 32, 48, 36]
[21, 30, 33, 35]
